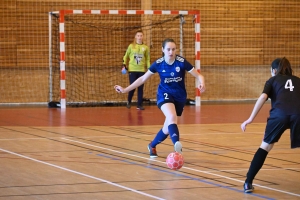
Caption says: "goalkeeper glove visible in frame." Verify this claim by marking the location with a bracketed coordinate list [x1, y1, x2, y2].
[121, 64, 127, 74]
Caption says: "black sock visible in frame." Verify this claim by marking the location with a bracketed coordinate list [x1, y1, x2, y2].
[245, 148, 268, 184]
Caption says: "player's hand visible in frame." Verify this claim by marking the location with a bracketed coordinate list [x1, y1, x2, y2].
[241, 119, 252, 132]
[198, 83, 206, 93]
[121, 64, 127, 70]
[114, 85, 125, 93]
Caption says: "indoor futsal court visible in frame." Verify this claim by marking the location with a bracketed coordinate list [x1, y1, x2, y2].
[0, 103, 299, 199]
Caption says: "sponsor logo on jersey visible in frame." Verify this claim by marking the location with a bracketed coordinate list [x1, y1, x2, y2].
[134, 53, 143, 64]
[164, 77, 182, 83]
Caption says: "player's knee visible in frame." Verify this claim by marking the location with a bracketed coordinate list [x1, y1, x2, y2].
[260, 141, 274, 152]
[167, 115, 177, 123]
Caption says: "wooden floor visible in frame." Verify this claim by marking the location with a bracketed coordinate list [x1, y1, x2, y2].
[0, 103, 299, 200]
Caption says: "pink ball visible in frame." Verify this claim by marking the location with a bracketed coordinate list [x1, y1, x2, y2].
[166, 152, 184, 170]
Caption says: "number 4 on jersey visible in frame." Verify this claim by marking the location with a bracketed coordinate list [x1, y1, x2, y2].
[285, 79, 294, 91]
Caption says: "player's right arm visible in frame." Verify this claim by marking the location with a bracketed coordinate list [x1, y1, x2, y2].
[114, 70, 153, 93]
[241, 93, 268, 132]
[123, 45, 131, 66]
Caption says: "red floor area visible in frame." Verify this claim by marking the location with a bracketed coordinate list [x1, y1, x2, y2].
[0, 103, 270, 126]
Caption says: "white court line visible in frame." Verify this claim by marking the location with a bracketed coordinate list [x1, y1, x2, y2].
[61, 137, 300, 198]
[0, 131, 264, 141]
[0, 135, 153, 141]
[0, 147, 165, 200]
[214, 168, 300, 172]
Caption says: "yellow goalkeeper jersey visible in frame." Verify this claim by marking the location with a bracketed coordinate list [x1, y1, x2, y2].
[123, 43, 150, 72]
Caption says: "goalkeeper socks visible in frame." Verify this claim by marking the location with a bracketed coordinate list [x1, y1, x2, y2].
[245, 148, 268, 183]
[168, 124, 180, 144]
[151, 129, 168, 147]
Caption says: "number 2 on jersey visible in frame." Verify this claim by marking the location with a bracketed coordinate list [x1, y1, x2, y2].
[285, 79, 294, 91]
[164, 93, 169, 99]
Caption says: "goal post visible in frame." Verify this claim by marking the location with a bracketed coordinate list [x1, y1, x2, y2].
[49, 10, 201, 108]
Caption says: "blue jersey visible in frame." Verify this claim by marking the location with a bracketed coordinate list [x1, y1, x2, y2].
[149, 55, 194, 104]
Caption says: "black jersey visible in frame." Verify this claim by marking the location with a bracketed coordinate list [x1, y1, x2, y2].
[263, 74, 300, 115]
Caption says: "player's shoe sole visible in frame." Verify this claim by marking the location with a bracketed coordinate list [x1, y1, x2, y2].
[174, 141, 182, 154]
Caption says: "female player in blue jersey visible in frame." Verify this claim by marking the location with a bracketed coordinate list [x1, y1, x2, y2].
[114, 38, 205, 158]
[241, 57, 300, 193]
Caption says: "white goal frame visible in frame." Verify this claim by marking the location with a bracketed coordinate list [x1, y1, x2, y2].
[49, 9, 201, 108]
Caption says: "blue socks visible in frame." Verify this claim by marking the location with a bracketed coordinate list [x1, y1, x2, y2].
[151, 124, 180, 147]
[168, 124, 179, 144]
[151, 129, 168, 147]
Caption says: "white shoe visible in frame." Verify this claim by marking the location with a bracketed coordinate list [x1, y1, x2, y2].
[174, 141, 182, 154]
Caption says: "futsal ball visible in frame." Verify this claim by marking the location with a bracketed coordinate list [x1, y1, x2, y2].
[166, 152, 184, 170]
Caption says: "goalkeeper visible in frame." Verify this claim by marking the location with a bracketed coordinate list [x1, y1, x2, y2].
[122, 30, 150, 110]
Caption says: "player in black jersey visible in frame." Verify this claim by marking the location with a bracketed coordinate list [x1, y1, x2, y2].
[241, 57, 300, 193]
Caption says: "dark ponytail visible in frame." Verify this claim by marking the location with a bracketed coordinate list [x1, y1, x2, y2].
[271, 57, 293, 76]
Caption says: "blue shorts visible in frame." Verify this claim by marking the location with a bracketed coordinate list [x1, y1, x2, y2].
[264, 108, 300, 148]
[157, 92, 186, 116]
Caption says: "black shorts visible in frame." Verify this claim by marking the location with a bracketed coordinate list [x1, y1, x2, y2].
[157, 94, 185, 116]
[264, 108, 300, 148]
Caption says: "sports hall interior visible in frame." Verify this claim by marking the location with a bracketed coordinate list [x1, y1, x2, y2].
[0, 0, 299, 199]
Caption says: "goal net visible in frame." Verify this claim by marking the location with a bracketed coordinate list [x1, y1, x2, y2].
[49, 10, 200, 108]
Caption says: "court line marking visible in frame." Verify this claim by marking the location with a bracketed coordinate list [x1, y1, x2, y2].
[97, 153, 273, 200]
[0, 147, 165, 200]
[61, 137, 300, 198]
[210, 168, 300, 172]
[0, 131, 266, 141]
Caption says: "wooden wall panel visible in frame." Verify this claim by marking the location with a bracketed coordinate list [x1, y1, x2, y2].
[0, 1, 17, 68]
[0, 0, 300, 103]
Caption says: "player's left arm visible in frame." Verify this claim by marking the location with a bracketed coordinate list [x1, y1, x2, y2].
[189, 68, 206, 93]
